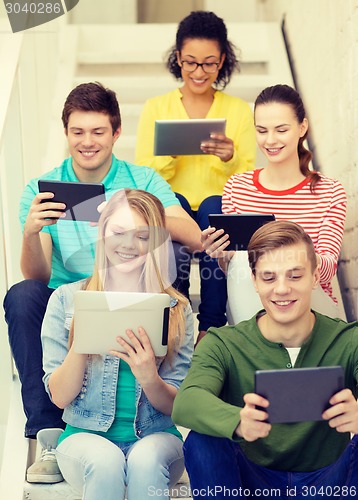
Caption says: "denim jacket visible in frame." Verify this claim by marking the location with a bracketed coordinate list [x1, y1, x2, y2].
[42, 280, 194, 438]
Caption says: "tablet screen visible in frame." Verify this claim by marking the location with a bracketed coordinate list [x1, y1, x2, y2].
[154, 118, 226, 156]
[255, 366, 344, 423]
[38, 180, 105, 222]
[208, 213, 275, 251]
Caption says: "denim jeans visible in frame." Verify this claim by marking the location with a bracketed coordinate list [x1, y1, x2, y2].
[184, 431, 358, 499]
[56, 431, 184, 500]
[3, 279, 64, 438]
[175, 194, 227, 331]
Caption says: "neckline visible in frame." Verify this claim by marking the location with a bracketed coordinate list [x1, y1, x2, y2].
[253, 168, 311, 195]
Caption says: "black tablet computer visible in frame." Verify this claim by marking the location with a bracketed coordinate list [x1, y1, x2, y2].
[38, 180, 105, 222]
[255, 366, 344, 424]
[154, 118, 226, 156]
[208, 213, 276, 251]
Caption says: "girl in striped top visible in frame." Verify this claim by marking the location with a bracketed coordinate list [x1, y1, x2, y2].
[202, 84, 347, 324]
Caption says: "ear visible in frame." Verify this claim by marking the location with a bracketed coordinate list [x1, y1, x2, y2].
[312, 266, 320, 289]
[176, 51, 182, 67]
[251, 272, 259, 293]
[300, 117, 308, 138]
[218, 53, 226, 70]
[113, 127, 121, 143]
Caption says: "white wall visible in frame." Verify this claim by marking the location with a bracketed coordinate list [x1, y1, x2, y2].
[262, 0, 358, 320]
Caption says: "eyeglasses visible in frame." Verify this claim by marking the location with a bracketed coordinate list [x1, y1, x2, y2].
[179, 60, 220, 74]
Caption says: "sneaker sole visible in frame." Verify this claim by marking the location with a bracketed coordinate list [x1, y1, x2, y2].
[26, 473, 64, 483]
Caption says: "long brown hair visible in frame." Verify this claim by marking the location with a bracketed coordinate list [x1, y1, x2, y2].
[69, 189, 188, 361]
[254, 84, 320, 193]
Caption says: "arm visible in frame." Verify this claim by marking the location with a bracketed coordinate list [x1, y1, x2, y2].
[165, 205, 201, 252]
[172, 335, 243, 439]
[42, 287, 88, 408]
[135, 98, 179, 181]
[21, 192, 66, 283]
[315, 182, 347, 283]
[200, 100, 256, 173]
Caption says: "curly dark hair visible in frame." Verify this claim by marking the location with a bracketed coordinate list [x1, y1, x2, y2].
[166, 11, 240, 90]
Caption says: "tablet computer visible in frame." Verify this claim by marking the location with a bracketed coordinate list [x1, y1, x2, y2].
[38, 180, 105, 222]
[73, 291, 171, 356]
[208, 213, 276, 251]
[154, 118, 226, 156]
[255, 366, 344, 424]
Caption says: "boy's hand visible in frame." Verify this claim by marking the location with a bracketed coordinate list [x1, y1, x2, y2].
[322, 388, 358, 434]
[235, 393, 272, 442]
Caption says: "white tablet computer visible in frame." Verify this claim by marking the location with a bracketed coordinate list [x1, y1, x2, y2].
[255, 366, 344, 424]
[73, 291, 170, 356]
[154, 118, 226, 156]
[208, 214, 276, 251]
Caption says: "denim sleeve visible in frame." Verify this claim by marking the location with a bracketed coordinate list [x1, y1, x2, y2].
[41, 287, 71, 401]
[158, 303, 194, 389]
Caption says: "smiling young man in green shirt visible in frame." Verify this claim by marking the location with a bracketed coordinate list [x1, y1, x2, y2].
[173, 220, 358, 498]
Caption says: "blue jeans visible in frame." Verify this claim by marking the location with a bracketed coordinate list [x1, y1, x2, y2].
[184, 431, 358, 499]
[175, 194, 227, 331]
[3, 280, 64, 438]
[56, 432, 184, 500]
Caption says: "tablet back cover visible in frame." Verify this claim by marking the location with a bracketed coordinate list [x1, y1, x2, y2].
[255, 366, 344, 424]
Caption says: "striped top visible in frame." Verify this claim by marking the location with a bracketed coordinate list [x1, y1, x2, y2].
[19, 155, 179, 289]
[222, 169, 347, 300]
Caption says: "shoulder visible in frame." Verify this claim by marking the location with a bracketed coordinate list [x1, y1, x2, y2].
[314, 174, 347, 200]
[224, 170, 256, 188]
[52, 279, 86, 303]
[215, 91, 251, 110]
[144, 90, 179, 108]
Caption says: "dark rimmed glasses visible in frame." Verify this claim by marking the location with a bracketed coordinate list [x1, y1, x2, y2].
[179, 60, 220, 74]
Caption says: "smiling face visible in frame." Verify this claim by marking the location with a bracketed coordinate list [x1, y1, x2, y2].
[252, 242, 319, 331]
[103, 204, 149, 279]
[177, 38, 225, 96]
[66, 110, 121, 182]
[254, 102, 308, 166]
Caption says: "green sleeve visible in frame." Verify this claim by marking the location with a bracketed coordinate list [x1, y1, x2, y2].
[172, 333, 242, 440]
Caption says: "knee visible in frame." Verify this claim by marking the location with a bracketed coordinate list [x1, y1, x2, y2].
[197, 196, 222, 230]
[5, 280, 49, 307]
[184, 431, 223, 466]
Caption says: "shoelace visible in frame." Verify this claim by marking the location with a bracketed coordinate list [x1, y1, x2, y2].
[40, 445, 56, 462]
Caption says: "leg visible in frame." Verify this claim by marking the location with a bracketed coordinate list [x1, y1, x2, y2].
[184, 431, 243, 498]
[3, 280, 64, 437]
[172, 241, 191, 299]
[126, 432, 184, 500]
[226, 251, 262, 324]
[184, 431, 287, 499]
[56, 433, 126, 500]
[292, 435, 358, 498]
[196, 196, 227, 331]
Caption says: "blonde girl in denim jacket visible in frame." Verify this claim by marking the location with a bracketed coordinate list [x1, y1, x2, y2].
[41, 189, 194, 500]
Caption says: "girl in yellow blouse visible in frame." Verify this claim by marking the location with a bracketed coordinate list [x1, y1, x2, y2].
[135, 11, 256, 340]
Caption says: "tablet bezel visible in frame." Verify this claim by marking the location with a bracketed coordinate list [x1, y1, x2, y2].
[154, 118, 226, 156]
[38, 179, 105, 222]
[208, 213, 276, 251]
[73, 291, 171, 357]
[255, 366, 344, 424]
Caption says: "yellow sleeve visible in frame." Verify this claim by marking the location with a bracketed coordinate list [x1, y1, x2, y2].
[135, 98, 179, 181]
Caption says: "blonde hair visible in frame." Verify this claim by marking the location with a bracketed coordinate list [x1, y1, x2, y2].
[69, 189, 188, 361]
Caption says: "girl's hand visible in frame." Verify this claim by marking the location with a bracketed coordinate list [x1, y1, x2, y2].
[201, 226, 234, 261]
[200, 133, 234, 162]
[322, 388, 358, 434]
[110, 327, 158, 386]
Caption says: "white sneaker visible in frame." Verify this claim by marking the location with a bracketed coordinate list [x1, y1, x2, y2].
[26, 428, 64, 483]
